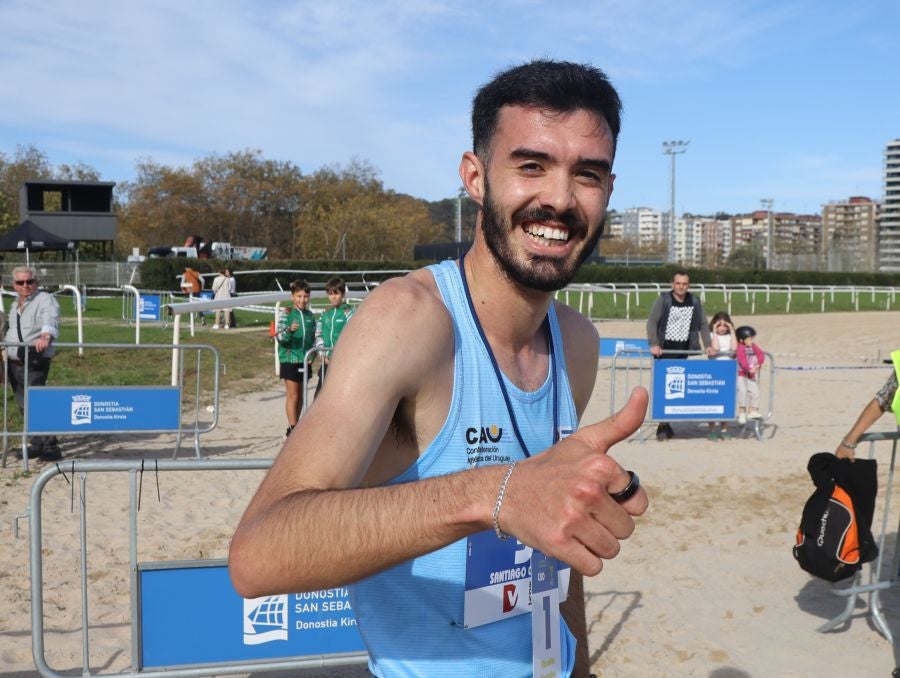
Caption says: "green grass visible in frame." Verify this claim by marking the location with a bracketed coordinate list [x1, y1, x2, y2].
[2, 296, 280, 434]
[556, 287, 899, 320]
[52, 296, 277, 392]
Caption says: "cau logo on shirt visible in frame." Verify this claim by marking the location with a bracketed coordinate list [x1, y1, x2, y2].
[465, 425, 503, 445]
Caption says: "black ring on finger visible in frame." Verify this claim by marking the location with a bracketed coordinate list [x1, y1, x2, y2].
[610, 471, 640, 503]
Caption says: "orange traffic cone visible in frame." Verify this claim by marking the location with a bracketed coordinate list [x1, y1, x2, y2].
[269, 320, 277, 338]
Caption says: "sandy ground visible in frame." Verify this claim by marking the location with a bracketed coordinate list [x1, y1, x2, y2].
[1, 311, 900, 677]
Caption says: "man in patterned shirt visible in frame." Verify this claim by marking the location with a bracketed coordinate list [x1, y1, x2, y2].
[646, 271, 713, 441]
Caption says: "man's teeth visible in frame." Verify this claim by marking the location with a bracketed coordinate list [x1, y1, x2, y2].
[525, 224, 568, 241]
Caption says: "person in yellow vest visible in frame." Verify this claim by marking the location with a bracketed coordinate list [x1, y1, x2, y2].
[836, 350, 900, 459]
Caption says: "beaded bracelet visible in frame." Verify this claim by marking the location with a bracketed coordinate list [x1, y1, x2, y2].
[492, 462, 517, 540]
[840, 439, 858, 450]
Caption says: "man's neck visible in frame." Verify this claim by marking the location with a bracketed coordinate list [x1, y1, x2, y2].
[462, 238, 553, 352]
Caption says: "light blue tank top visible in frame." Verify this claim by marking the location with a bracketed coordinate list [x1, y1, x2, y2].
[349, 260, 580, 677]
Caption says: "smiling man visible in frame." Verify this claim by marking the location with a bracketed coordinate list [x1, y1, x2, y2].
[230, 60, 648, 678]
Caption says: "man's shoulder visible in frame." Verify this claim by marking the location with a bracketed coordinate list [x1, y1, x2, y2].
[365, 271, 445, 317]
[553, 299, 597, 331]
[332, 274, 453, 389]
[553, 301, 599, 355]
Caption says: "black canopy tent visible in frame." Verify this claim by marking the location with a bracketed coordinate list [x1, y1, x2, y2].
[0, 219, 75, 266]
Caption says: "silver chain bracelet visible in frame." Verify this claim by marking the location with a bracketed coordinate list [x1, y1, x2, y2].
[492, 462, 518, 540]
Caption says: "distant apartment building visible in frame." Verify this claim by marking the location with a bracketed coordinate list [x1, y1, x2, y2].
[731, 210, 821, 270]
[880, 139, 900, 272]
[606, 210, 624, 238]
[668, 216, 706, 266]
[698, 217, 733, 266]
[620, 207, 663, 248]
[822, 196, 879, 272]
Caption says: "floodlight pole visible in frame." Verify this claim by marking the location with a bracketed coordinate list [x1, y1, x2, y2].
[662, 141, 689, 263]
[761, 198, 774, 270]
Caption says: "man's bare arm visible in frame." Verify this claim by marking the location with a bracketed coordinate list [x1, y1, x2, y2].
[230, 278, 649, 598]
[231, 275, 479, 595]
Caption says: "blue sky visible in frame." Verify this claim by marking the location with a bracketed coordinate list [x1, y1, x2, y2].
[1, 0, 897, 216]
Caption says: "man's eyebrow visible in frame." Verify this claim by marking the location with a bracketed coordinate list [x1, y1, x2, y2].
[509, 147, 550, 162]
[579, 157, 612, 173]
[508, 148, 611, 173]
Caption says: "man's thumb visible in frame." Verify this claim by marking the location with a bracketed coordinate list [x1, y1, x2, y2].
[577, 387, 648, 453]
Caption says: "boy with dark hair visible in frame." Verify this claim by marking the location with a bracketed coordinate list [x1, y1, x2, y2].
[278, 280, 316, 437]
[313, 276, 353, 397]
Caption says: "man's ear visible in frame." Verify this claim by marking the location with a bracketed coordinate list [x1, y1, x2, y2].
[459, 151, 486, 207]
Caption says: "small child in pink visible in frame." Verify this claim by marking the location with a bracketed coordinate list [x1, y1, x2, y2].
[735, 325, 765, 424]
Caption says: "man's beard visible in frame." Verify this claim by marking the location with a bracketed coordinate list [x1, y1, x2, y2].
[480, 182, 604, 292]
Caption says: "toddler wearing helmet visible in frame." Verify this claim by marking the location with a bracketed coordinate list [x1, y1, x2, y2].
[735, 325, 765, 424]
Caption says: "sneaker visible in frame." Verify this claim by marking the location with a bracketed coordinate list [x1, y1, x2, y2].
[212, 325, 220, 330]
[40, 448, 63, 461]
[720, 431, 732, 440]
[748, 411, 763, 420]
[707, 431, 718, 441]
[738, 412, 747, 425]
[224, 325, 230, 329]
[656, 423, 674, 441]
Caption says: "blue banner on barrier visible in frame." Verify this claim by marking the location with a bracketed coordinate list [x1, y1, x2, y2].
[138, 294, 162, 321]
[27, 387, 181, 433]
[138, 562, 365, 668]
[598, 337, 650, 357]
[651, 359, 737, 420]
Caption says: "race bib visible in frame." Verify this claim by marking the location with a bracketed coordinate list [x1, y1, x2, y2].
[463, 530, 569, 629]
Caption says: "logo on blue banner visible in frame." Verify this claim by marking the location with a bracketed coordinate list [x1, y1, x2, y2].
[71, 394, 92, 425]
[243, 595, 289, 645]
[664, 365, 686, 400]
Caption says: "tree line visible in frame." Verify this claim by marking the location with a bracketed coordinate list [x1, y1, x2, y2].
[0, 145, 472, 261]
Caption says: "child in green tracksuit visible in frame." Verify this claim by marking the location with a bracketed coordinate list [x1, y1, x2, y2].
[278, 280, 316, 437]
[314, 276, 353, 398]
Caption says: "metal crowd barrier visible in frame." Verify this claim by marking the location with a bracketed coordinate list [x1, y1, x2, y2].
[24, 459, 369, 677]
[818, 429, 900, 642]
[0, 342, 219, 469]
[608, 348, 776, 442]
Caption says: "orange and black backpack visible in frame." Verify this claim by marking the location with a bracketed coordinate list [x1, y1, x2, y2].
[793, 452, 878, 582]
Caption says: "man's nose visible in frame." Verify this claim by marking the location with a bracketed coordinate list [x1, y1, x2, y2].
[537, 172, 577, 214]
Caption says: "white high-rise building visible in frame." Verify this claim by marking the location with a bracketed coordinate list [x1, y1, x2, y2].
[620, 207, 663, 248]
[671, 217, 703, 266]
[667, 216, 732, 267]
[880, 140, 900, 272]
